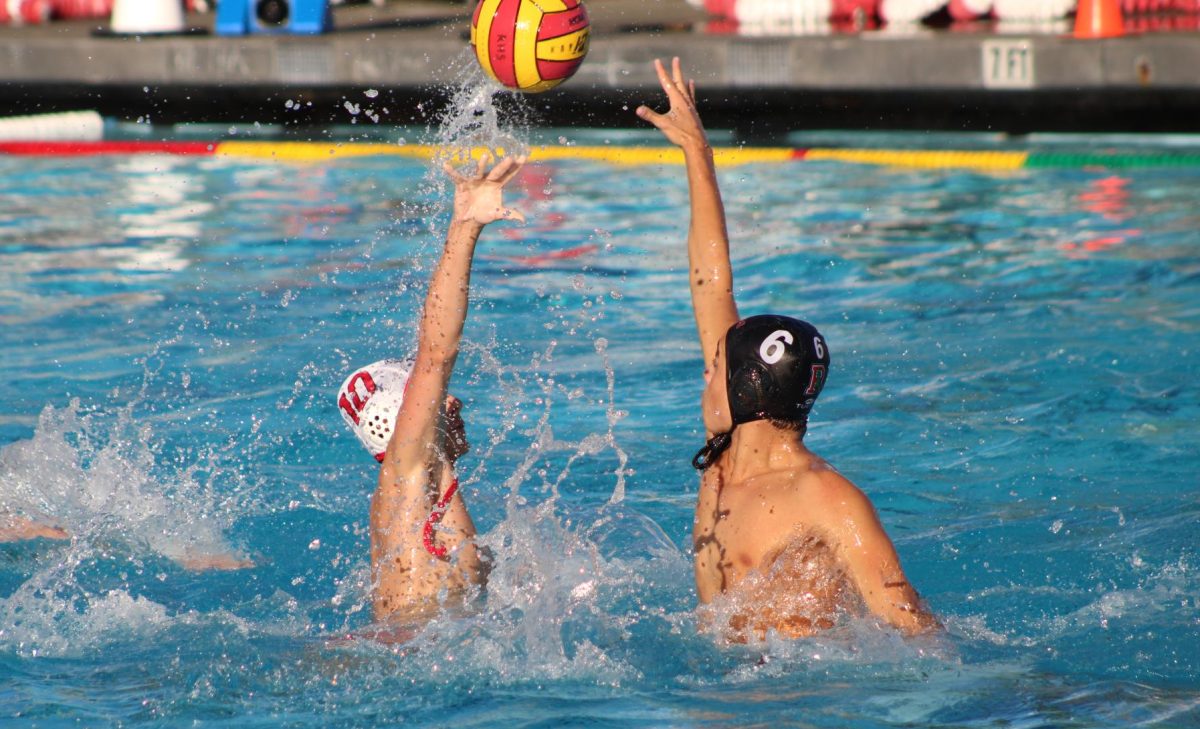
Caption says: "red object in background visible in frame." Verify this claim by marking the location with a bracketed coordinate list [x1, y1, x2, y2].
[703, 0, 881, 28]
[1, 0, 51, 24]
[0, 141, 214, 155]
[1118, 0, 1200, 32]
[705, 16, 739, 32]
[704, 0, 737, 20]
[696, 0, 1200, 28]
[1125, 11, 1200, 29]
[1078, 175, 1131, 221]
[2, 0, 202, 21]
[831, 0, 879, 20]
[947, 0, 991, 20]
[1061, 176, 1141, 255]
[49, 0, 112, 19]
[1075, 0, 1126, 37]
[1122, 0, 1200, 12]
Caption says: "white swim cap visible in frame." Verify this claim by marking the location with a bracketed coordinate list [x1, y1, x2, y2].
[337, 358, 413, 461]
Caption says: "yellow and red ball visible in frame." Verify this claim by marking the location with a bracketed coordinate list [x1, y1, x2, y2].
[470, 0, 590, 93]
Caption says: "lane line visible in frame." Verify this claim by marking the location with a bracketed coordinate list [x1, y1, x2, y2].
[3, 140, 1200, 170]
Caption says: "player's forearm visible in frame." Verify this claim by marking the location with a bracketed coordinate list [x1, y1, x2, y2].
[859, 572, 940, 635]
[682, 142, 738, 344]
[417, 218, 485, 366]
[683, 142, 730, 278]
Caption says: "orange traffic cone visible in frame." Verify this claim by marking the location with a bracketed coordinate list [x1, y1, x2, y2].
[1074, 0, 1125, 37]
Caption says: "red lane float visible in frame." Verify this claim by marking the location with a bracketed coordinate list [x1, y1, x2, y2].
[0, 141, 216, 156]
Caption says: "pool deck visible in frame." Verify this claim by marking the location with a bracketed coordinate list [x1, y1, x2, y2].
[2, 0, 1200, 134]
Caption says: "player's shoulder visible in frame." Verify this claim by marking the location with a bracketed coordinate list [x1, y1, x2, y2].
[801, 460, 876, 518]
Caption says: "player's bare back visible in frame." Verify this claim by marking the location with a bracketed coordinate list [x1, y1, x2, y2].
[694, 458, 855, 638]
[695, 452, 935, 640]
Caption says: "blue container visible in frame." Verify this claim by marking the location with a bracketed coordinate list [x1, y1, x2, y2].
[215, 0, 331, 35]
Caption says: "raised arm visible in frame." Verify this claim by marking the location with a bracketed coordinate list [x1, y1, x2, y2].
[381, 152, 525, 472]
[637, 57, 739, 365]
[370, 152, 525, 624]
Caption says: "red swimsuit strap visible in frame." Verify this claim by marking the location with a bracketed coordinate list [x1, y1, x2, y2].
[422, 478, 459, 557]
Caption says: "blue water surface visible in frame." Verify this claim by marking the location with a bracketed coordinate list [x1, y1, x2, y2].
[1, 131, 1198, 727]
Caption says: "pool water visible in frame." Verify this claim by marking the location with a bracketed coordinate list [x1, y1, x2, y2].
[1, 130, 1198, 726]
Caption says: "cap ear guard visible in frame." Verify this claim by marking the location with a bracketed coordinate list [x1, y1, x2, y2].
[727, 360, 776, 425]
[337, 358, 413, 462]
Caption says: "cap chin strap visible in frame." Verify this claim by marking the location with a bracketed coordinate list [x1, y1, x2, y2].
[422, 478, 459, 557]
[692, 430, 733, 471]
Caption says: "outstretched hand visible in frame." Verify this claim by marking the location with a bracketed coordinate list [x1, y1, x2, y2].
[636, 57, 709, 150]
[443, 152, 527, 226]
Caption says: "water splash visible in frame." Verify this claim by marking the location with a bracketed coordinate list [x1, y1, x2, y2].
[593, 337, 631, 504]
[362, 55, 536, 332]
[0, 400, 244, 562]
[0, 400, 249, 656]
[329, 499, 694, 687]
[431, 55, 532, 165]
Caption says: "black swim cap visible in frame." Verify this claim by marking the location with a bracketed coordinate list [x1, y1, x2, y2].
[693, 315, 830, 470]
[725, 314, 830, 427]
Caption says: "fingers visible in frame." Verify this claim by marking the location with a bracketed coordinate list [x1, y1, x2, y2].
[500, 207, 526, 224]
[443, 152, 488, 182]
[498, 154, 527, 184]
[639, 60, 676, 126]
[653, 57, 691, 100]
[485, 153, 526, 184]
[474, 150, 492, 179]
[485, 155, 515, 182]
[446, 151, 526, 185]
[635, 105, 667, 129]
[442, 160, 465, 183]
[653, 58, 678, 99]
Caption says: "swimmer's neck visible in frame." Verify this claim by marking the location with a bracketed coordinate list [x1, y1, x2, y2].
[722, 420, 817, 484]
